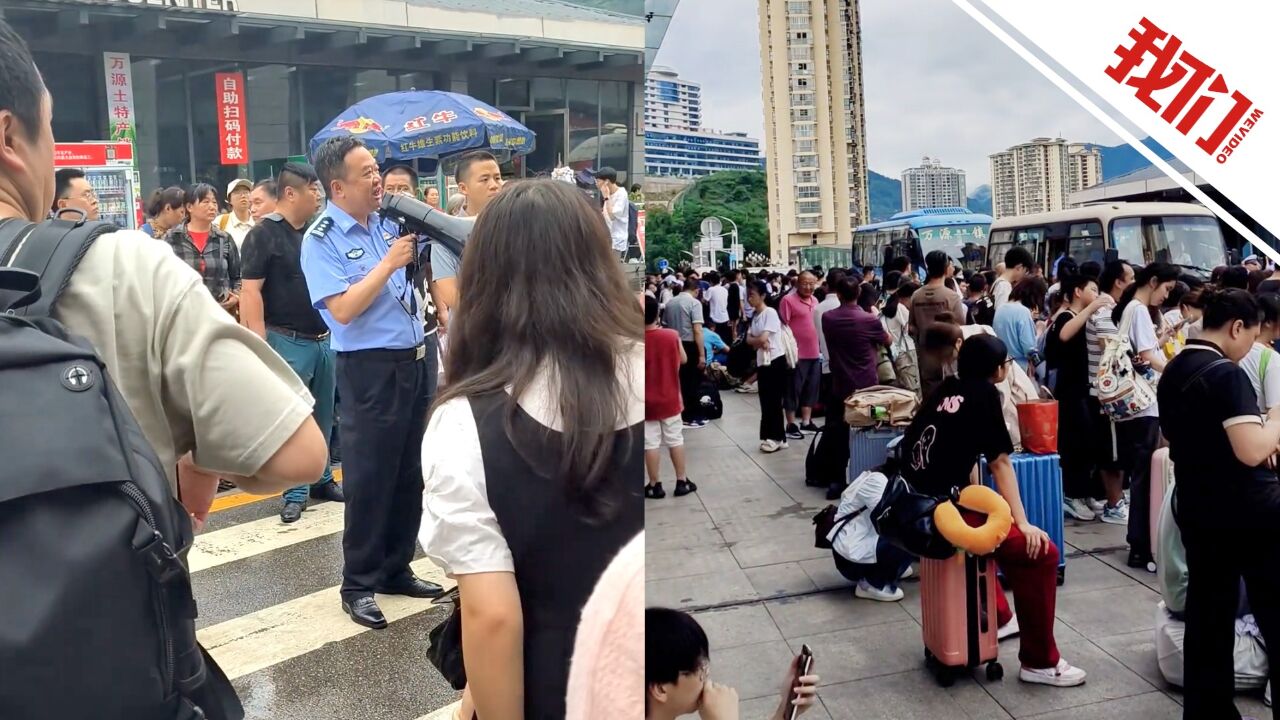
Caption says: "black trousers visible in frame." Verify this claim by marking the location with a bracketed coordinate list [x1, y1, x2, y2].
[832, 539, 913, 591]
[679, 340, 704, 423]
[336, 349, 430, 600]
[1116, 416, 1160, 557]
[757, 356, 788, 441]
[823, 385, 851, 488]
[1181, 523, 1280, 719]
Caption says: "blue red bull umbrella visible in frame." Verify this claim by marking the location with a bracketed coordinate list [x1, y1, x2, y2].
[308, 90, 536, 162]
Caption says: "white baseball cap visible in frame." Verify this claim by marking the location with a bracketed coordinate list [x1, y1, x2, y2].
[226, 178, 252, 196]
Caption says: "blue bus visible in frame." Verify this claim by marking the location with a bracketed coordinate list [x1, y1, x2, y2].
[852, 207, 993, 278]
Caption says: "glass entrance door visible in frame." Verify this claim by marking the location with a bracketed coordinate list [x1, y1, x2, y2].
[521, 110, 568, 178]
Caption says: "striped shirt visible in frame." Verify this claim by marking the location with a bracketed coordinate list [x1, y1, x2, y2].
[1085, 294, 1118, 398]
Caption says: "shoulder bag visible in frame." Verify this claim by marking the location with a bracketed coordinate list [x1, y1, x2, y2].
[1096, 301, 1158, 420]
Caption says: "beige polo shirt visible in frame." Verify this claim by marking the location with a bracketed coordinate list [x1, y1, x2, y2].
[52, 229, 314, 491]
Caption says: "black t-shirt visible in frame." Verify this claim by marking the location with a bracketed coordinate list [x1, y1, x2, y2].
[1046, 311, 1089, 393]
[1158, 341, 1280, 531]
[240, 214, 329, 336]
[900, 377, 1015, 496]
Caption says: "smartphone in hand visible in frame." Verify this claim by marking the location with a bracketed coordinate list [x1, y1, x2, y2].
[787, 644, 814, 720]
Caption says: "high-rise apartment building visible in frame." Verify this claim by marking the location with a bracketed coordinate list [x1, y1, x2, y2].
[989, 137, 1104, 218]
[1067, 143, 1103, 195]
[759, 0, 869, 263]
[901, 156, 967, 211]
[645, 65, 702, 132]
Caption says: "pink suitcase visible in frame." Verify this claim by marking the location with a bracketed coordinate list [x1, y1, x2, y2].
[920, 551, 1003, 686]
[1150, 448, 1173, 562]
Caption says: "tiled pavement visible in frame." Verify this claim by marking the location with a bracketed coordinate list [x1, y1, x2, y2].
[646, 391, 1272, 719]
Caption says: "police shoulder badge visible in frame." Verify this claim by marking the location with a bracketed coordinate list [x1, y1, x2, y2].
[345, 248, 365, 260]
[308, 216, 334, 239]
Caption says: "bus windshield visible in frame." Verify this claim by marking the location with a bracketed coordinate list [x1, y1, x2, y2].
[916, 224, 990, 272]
[1110, 215, 1226, 274]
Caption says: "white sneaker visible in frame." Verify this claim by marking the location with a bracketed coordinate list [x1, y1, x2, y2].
[1264, 679, 1271, 706]
[1019, 658, 1087, 687]
[734, 383, 758, 394]
[998, 614, 1020, 641]
[760, 439, 782, 453]
[1085, 498, 1106, 513]
[780, 440, 790, 449]
[1099, 500, 1129, 525]
[1063, 498, 1096, 521]
[854, 580, 904, 602]
[899, 565, 914, 580]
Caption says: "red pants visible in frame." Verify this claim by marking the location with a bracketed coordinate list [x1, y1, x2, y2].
[962, 511, 1061, 670]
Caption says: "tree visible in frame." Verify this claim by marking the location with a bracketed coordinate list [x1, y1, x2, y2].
[644, 171, 771, 272]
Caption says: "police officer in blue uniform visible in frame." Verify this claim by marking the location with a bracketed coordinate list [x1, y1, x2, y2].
[301, 137, 443, 628]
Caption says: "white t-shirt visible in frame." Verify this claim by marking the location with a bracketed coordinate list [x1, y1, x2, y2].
[749, 306, 785, 366]
[1239, 343, 1280, 413]
[992, 277, 1012, 310]
[706, 284, 730, 323]
[831, 471, 890, 564]
[216, 212, 255, 250]
[604, 187, 629, 253]
[1119, 300, 1160, 420]
[418, 342, 644, 577]
[883, 303, 915, 355]
[814, 294, 841, 374]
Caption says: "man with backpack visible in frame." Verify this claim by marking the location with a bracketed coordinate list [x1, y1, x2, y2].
[0, 21, 328, 719]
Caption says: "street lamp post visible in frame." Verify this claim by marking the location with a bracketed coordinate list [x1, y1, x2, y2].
[716, 215, 741, 269]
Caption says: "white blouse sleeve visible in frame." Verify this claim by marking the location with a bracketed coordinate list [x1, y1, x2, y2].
[419, 397, 515, 577]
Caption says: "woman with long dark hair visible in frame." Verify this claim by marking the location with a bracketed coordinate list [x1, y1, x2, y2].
[417, 179, 643, 720]
[883, 280, 921, 397]
[747, 279, 789, 452]
[1110, 262, 1180, 572]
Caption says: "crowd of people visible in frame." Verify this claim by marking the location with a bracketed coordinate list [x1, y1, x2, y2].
[2, 19, 645, 720]
[644, 242, 1278, 716]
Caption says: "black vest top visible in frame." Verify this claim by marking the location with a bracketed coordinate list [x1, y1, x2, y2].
[469, 391, 643, 719]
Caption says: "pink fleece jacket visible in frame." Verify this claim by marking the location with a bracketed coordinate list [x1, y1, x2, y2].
[565, 531, 645, 720]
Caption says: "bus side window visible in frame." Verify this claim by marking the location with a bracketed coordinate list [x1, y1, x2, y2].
[1110, 218, 1145, 265]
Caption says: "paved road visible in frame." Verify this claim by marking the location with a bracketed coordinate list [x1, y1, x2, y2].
[195, 471, 460, 720]
[647, 390, 1272, 720]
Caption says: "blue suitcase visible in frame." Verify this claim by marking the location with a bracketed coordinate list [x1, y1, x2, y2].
[981, 453, 1067, 585]
[849, 427, 904, 483]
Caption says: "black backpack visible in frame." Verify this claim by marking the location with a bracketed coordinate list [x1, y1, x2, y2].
[0, 216, 243, 720]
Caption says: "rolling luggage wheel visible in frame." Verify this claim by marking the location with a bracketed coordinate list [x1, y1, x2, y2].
[985, 661, 1004, 681]
[933, 664, 955, 687]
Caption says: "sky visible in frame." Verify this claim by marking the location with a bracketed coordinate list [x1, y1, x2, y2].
[652, 0, 1122, 188]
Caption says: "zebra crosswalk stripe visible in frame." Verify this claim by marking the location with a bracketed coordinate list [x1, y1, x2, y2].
[189, 502, 346, 574]
[198, 557, 453, 680]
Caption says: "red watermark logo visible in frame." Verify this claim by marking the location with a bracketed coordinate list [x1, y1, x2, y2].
[1106, 17, 1263, 164]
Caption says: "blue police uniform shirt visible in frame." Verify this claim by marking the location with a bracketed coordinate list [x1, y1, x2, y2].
[300, 203, 425, 352]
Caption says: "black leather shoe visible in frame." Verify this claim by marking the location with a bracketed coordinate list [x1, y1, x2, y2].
[280, 501, 304, 523]
[376, 576, 444, 598]
[310, 482, 345, 503]
[342, 596, 387, 629]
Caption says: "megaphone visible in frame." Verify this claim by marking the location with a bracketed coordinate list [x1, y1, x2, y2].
[379, 192, 474, 259]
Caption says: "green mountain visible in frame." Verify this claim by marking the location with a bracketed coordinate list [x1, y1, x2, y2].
[868, 170, 901, 222]
[1089, 137, 1174, 180]
[967, 184, 992, 216]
